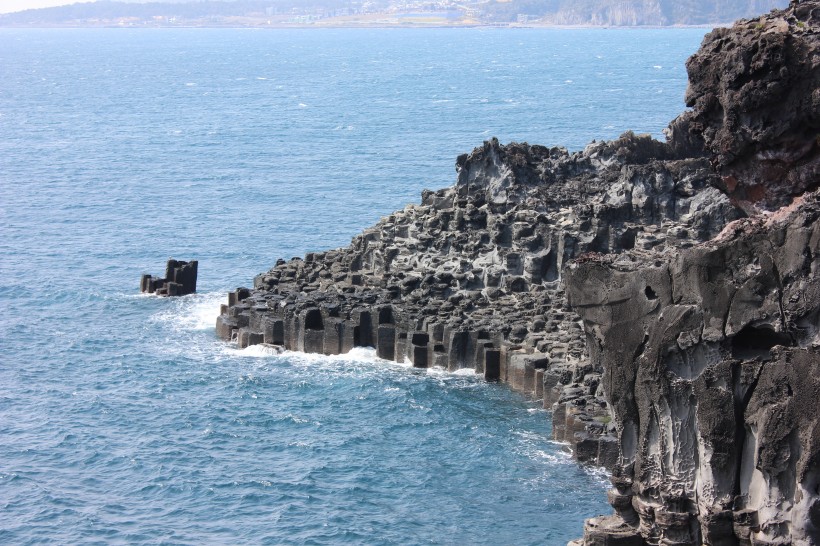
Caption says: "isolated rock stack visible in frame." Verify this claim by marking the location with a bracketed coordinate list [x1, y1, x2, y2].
[215, 2, 818, 544]
[141, 259, 198, 296]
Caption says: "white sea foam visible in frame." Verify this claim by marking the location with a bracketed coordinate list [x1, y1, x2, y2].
[182, 292, 225, 331]
[343, 346, 381, 362]
[232, 345, 397, 367]
[584, 465, 612, 487]
[533, 448, 573, 465]
[149, 291, 224, 332]
[240, 344, 285, 358]
[515, 430, 542, 442]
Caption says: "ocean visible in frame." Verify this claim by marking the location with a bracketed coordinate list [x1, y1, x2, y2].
[0, 27, 707, 544]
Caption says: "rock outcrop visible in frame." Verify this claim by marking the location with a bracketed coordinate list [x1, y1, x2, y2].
[141, 259, 198, 296]
[678, 0, 820, 213]
[566, 192, 819, 545]
[567, 3, 820, 545]
[213, 1, 819, 544]
[215, 130, 740, 468]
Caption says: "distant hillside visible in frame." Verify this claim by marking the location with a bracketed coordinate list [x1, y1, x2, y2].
[485, 0, 790, 25]
[0, 1, 348, 24]
[0, 0, 791, 27]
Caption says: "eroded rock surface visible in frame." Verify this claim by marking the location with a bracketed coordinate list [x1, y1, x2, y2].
[567, 191, 820, 545]
[215, 131, 738, 468]
[566, 3, 820, 545]
[213, 1, 819, 544]
[676, 0, 820, 213]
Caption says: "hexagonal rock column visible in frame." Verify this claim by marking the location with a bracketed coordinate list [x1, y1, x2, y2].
[141, 259, 198, 296]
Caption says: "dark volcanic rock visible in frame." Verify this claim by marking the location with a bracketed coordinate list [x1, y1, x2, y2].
[212, 2, 819, 544]
[141, 259, 198, 296]
[567, 191, 820, 545]
[214, 130, 740, 470]
[565, 3, 820, 545]
[678, 0, 820, 213]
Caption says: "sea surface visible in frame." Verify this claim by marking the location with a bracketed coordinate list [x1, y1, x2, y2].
[0, 28, 707, 544]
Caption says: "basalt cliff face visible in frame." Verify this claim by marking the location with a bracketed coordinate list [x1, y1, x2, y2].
[567, 3, 820, 545]
[567, 191, 819, 546]
[215, 2, 819, 544]
[216, 132, 740, 468]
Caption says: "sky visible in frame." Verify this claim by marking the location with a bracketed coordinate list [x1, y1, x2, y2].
[0, 0, 200, 14]
[0, 1, 89, 14]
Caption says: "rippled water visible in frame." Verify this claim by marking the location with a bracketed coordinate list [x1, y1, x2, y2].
[0, 28, 706, 544]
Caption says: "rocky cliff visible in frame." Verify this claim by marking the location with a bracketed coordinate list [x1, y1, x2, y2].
[214, 2, 819, 544]
[485, 0, 789, 26]
[566, 192, 819, 545]
[216, 131, 740, 468]
[566, 3, 819, 545]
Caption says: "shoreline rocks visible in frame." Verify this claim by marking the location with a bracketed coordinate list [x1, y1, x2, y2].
[215, 130, 740, 471]
[213, 1, 818, 544]
[566, 190, 820, 545]
[141, 259, 198, 296]
[566, 3, 819, 545]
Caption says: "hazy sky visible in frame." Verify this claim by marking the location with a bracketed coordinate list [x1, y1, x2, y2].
[0, 1, 87, 14]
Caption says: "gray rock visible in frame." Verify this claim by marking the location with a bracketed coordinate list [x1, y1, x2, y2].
[141, 259, 197, 296]
[209, 4, 819, 545]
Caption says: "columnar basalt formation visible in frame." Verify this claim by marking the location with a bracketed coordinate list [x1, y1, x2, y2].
[216, 130, 740, 468]
[567, 3, 819, 545]
[141, 259, 198, 296]
[214, 1, 819, 543]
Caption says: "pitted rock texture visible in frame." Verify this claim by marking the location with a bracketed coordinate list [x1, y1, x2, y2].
[564, 4, 820, 544]
[215, 132, 738, 469]
[567, 190, 820, 546]
[677, 0, 820, 213]
[213, 2, 820, 544]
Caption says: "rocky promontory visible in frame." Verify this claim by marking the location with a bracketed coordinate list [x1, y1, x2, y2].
[215, 1, 819, 544]
[566, 3, 819, 544]
[216, 131, 740, 467]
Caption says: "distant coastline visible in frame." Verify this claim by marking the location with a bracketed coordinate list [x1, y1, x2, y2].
[0, 20, 727, 29]
[0, 0, 776, 30]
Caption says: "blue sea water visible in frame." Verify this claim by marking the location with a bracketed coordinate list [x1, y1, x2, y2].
[0, 28, 707, 544]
